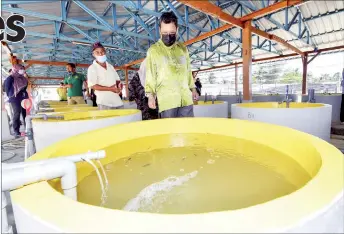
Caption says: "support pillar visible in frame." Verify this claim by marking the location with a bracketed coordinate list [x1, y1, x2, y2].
[234, 64, 238, 95]
[302, 53, 308, 95]
[125, 68, 129, 99]
[242, 21, 252, 101]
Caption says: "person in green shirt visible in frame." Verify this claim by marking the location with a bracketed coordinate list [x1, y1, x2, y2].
[63, 63, 88, 105]
[56, 82, 67, 101]
[145, 11, 199, 118]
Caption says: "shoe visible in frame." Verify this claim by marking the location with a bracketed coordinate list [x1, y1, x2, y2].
[14, 134, 21, 139]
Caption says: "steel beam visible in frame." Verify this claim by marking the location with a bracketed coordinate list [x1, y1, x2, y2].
[1, 5, 152, 41]
[125, 0, 304, 67]
[24, 20, 54, 27]
[58, 0, 70, 34]
[178, 0, 244, 28]
[250, 27, 303, 54]
[73, 0, 115, 32]
[238, 0, 314, 48]
[164, 0, 208, 32]
[103, 2, 114, 17]
[111, 0, 208, 41]
[24, 59, 139, 71]
[307, 51, 321, 64]
[123, 7, 155, 40]
[106, 0, 234, 46]
[296, 6, 317, 48]
[23, 30, 145, 54]
[66, 23, 96, 42]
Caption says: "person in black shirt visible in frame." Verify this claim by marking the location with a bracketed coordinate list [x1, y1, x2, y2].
[195, 78, 202, 97]
[90, 89, 97, 107]
[128, 60, 159, 120]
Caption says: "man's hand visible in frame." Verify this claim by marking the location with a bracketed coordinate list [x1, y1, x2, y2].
[192, 88, 199, 101]
[110, 85, 119, 93]
[148, 94, 156, 109]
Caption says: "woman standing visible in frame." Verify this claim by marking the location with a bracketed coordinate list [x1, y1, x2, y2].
[128, 60, 159, 120]
[3, 64, 29, 138]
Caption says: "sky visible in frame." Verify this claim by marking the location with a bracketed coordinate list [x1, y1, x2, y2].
[287, 52, 344, 76]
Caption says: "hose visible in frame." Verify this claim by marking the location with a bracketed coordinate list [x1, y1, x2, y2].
[1, 137, 25, 162]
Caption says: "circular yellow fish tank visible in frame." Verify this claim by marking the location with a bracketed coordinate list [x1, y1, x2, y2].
[32, 109, 142, 151]
[38, 100, 69, 107]
[41, 103, 89, 108]
[231, 102, 332, 142]
[194, 101, 228, 118]
[11, 118, 344, 233]
[37, 106, 97, 113]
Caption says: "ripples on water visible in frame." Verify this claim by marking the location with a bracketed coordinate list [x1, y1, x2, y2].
[77, 134, 311, 214]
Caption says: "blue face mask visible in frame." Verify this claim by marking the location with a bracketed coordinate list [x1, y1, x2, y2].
[96, 55, 107, 63]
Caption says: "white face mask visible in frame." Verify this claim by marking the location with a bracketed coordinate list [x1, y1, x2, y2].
[18, 70, 25, 75]
[95, 55, 107, 63]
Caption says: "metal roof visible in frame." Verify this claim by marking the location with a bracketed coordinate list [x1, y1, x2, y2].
[1, 0, 343, 85]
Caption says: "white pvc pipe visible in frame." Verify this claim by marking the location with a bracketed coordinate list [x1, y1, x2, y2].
[2, 160, 77, 200]
[3, 150, 106, 171]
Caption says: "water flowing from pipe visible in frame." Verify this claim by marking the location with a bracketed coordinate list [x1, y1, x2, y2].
[96, 159, 109, 190]
[82, 158, 107, 206]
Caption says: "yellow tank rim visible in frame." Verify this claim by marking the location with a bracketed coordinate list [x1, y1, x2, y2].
[236, 102, 325, 108]
[316, 93, 342, 96]
[11, 118, 343, 232]
[195, 101, 225, 105]
[38, 106, 96, 112]
[33, 109, 141, 122]
[44, 101, 68, 105]
[48, 104, 89, 108]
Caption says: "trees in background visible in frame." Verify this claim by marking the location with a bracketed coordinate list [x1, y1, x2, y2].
[208, 72, 216, 84]
[253, 64, 282, 86]
[198, 61, 340, 87]
[252, 63, 338, 85]
[280, 68, 302, 84]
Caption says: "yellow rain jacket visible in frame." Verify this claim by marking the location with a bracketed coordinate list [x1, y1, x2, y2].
[56, 87, 67, 101]
[145, 40, 195, 113]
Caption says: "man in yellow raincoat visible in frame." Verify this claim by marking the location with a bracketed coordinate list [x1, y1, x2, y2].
[145, 11, 199, 118]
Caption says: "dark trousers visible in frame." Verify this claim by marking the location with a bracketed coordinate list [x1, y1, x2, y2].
[160, 105, 194, 118]
[196, 88, 201, 97]
[92, 96, 97, 107]
[341, 94, 344, 122]
[10, 101, 26, 135]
